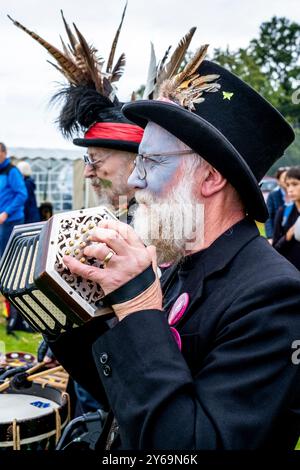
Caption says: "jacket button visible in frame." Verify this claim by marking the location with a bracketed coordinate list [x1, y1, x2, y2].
[100, 353, 108, 364]
[102, 364, 111, 377]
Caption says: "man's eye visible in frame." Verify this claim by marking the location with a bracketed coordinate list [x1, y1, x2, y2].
[144, 157, 156, 165]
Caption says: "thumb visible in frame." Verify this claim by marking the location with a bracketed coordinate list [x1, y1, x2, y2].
[146, 245, 159, 276]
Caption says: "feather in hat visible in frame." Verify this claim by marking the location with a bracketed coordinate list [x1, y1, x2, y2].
[159, 44, 221, 110]
[143, 27, 197, 100]
[7, 3, 128, 138]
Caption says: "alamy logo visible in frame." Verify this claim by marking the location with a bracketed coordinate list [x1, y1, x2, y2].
[292, 88, 300, 105]
[291, 340, 300, 365]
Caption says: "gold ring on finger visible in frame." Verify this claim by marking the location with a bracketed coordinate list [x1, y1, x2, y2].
[102, 250, 115, 268]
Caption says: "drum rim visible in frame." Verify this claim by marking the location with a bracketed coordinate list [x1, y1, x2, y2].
[0, 383, 69, 447]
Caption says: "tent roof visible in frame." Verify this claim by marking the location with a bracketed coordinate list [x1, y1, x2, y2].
[9, 147, 82, 161]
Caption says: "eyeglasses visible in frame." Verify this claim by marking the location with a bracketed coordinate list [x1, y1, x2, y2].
[134, 150, 195, 180]
[278, 166, 290, 171]
[83, 154, 108, 168]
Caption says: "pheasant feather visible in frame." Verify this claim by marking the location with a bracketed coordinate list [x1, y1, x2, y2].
[159, 44, 221, 110]
[106, 1, 127, 73]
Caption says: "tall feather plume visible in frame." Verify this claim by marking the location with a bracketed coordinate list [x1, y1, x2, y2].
[7, 14, 83, 84]
[51, 85, 114, 138]
[159, 44, 221, 110]
[106, 1, 127, 74]
[111, 53, 126, 82]
[143, 27, 197, 100]
[8, 10, 128, 138]
[143, 42, 157, 99]
[60, 10, 77, 53]
[154, 27, 196, 96]
[60, 36, 74, 62]
[157, 45, 172, 77]
[72, 22, 104, 93]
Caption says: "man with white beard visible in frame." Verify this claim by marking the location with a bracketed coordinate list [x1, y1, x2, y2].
[47, 55, 300, 450]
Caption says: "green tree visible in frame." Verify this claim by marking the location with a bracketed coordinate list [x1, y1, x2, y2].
[213, 16, 300, 125]
[268, 129, 300, 175]
[249, 16, 300, 123]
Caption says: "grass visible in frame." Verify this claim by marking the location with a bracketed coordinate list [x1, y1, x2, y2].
[0, 316, 42, 357]
[256, 221, 266, 237]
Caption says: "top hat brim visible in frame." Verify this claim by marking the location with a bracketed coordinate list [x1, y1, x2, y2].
[122, 100, 269, 222]
[73, 137, 139, 153]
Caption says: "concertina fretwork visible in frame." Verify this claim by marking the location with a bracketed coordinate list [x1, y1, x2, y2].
[0, 207, 117, 336]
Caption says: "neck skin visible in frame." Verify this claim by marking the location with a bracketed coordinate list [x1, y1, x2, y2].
[295, 201, 300, 211]
[185, 185, 246, 255]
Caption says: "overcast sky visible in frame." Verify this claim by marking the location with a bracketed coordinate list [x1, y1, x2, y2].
[0, 0, 299, 151]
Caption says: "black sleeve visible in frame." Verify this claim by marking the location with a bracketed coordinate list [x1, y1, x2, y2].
[46, 316, 111, 409]
[91, 277, 300, 449]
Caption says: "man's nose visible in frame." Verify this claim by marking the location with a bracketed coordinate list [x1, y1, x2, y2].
[127, 167, 147, 189]
[83, 165, 95, 178]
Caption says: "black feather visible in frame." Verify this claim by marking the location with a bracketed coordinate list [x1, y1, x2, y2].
[51, 85, 115, 138]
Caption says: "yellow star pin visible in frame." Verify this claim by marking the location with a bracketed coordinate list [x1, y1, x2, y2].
[223, 91, 234, 100]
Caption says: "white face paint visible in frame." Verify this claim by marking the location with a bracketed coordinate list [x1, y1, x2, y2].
[130, 123, 205, 264]
[128, 122, 190, 195]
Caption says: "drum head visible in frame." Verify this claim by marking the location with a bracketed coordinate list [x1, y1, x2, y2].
[0, 393, 60, 423]
[0, 383, 69, 448]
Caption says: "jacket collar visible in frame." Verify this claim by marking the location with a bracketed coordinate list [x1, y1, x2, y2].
[0, 158, 10, 170]
[161, 217, 260, 318]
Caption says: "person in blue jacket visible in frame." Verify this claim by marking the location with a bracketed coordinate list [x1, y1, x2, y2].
[0, 143, 28, 257]
[265, 167, 289, 240]
[0, 143, 31, 334]
[17, 161, 40, 224]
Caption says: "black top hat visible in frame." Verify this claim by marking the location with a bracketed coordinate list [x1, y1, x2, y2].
[122, 60, 295, 222]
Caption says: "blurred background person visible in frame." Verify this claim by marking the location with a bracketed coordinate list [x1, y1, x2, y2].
[0, 142, 27, 257]
[17, 160, 41, 224]
[294, 214, 300, 242]
[39, 201, 53, 221]
[265, 167, 290, 241]
[273, 166, 300, 270]
[0, 142, 32, 334]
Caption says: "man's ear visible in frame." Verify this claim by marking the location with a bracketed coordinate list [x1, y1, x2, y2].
[200, 166, 227, 197]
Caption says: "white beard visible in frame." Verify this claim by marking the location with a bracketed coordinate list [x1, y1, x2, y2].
[133, 175, 204, 264]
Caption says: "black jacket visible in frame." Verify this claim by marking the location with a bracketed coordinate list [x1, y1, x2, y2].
[265, 187, 285, 238]
[24, 176, 40, 224]
[48, 218, 300, 449]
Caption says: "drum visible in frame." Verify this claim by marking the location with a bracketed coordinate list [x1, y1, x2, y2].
[3, 352, 36, 368]
[32, 367, 69, 392]
[0, 382, 70, 450]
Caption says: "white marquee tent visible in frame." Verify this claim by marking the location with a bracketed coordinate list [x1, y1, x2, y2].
[10, 147, 97, 213]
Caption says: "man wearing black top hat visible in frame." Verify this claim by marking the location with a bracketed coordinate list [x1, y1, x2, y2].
[47, 46, 300, 450]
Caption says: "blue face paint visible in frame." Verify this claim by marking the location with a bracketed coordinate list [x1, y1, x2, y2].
[128, 122, 190, 195]
[128, 155, 182, 194]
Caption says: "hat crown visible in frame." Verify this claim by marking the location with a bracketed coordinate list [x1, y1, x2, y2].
[190, 61, 294, 182]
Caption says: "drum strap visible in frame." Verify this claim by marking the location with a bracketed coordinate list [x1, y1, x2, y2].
[105, 417, 120, 450]
[62, 392, 71, 423]
[55, 408, 62, 444]
[12, 419, 21, 450]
